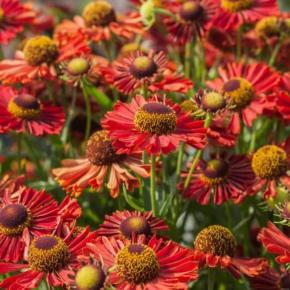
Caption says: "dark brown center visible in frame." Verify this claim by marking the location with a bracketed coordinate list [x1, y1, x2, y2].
[0, 204, 28, 228]
[120, 216, 151, 238]
[203, 159, 228, 179]
[130, 56, 158, 79]
[180, 1, 204, 22]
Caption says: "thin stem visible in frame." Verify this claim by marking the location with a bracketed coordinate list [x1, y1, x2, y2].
[123, 185, 144, 211]
[142, 83, 148, 99]
[236, 26, 243, 60]
[249, 129, 257, 153]
[81, 82, 92, 141]
[176, 143, 185, 177]
[208, 269, 215, 290]
[269, 38, 283, 67]
[184, 42, 193, 78]
[150, 154, 157, 216]
[16, 133, 23, 174]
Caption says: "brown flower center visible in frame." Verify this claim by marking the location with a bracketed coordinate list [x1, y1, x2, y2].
[134, 103, 177, 135]
[82, 0, 116, 27]
[179, 1, 204, 22]
[221, 0, 253, 12]
[0, 8, 4, 22]
[252, 145, 288, 179]
[116, 244, 160, 284]
[222, 77, 254, 109]
[120, 216, 151, 238]
[86, 130, 126, 166]
[201, 92, 226, 112]
[67, 57, 90, 76]
[76, 265, 106, 290]
[8, 94, 41, 119]
[195, 225, 236, 257]
[23, 36, 59, 66]
[255, 17, 280, 39]
[130, 56, 158, 79]
[0, 204, 32, 236]
[202, 159, 228, 184]
[28, 236, 70, 272]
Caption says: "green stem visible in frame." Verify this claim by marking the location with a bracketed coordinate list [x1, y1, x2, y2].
[154, 8, 176, 18]
[176, 143, 185, 177]
[184, 42, 193, 78]
[142, 83, 148, 99]
[123, 185, 144, 211]
[150, 155, 157, 216]
[208, 269, 215, 290]
[81, 82, 92, 140]
[236, 26, 243, 60]
[16, 133, 23, 174]
[249, 129, 257, 153]
[269, 38, 282, 67]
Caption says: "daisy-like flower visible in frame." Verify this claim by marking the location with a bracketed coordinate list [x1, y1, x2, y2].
[212, 0, 279, 31]
[0, 86, 65, 136]
[0, 186, 59, 262]
[96, 210, 168, 239]
[181, 154, 255, 205]
[52, 130, 149, 198]
[258, 222, 290, 265]
[0, 35, 90, 84]
[88, 235, 198, 289]
[54, 0, 143, 45]
[193, 225, 268, 279]
[251, 142, 290, 199]
[0, 227, 95, 289]
[207, 62, 280, 128]
[102, 95, 206, 155]
[162, 0, 218, 45]
[0, 0, 35, 44]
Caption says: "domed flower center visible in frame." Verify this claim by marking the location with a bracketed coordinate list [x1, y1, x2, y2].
[134, 103, 177, 135]
[201, 92, 226, 112]
[252, 145, 288, 179]
[179, 1, 204, 22]
[116, 244, 160, 284]
[0, 204, 32, 236]
[130, 56, 158, 79]
[255, 17, 280, 38]
[0, 8, 4, 22]
[120, 216, 151, 238]
[202, 159, 228, 184]
[23, 36, 59, 66]
[67, 57, 90, 76]
[221, 0, 253, 12]
[82, 1, 116, 27]
[76, 265, 106, 290]
[8, 94, 41, 119]
[28, 236, 70, 272]
[195, 225, 236, 257]
[86, 130, 126, 166]
[222, 77, 254, 109]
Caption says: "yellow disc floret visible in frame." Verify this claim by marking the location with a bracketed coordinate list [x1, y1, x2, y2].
[76, 265, 106, 290]
[120, 216, 151, 238]
[221, 0, 253, 12]
[201, 159, 228, 184]
[23, 36, 59, 66]
[130, 56, 158, 79]
[116, 244, 160, 284]
[195, 225, 236, 257]
[252, 145, 288, 179]
[255, 17, 280, 38]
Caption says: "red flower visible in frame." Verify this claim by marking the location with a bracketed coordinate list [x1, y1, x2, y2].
[96, 210, 168, 239]
[0, 187, 59, 262]
[162, 0, 218, 45]
[277, 91, 290, 124]
[0, 174, 24, 197]
[258, 222, 290, 265]
[0, 86, 65, 136]
[181, 154, 255, 205]
[54, 1, 143, 45]
[102, 95, 206, 155]
[0, 227, 96, 289]
[0, 0, 35, 44]
[0, 35, 90, 84]
[207, 62, 280, 128]
[53, 130, 149, 198]
[193, 225, 268, 279]
[212, 0, 279, 31]
[88, 235, 198, 289]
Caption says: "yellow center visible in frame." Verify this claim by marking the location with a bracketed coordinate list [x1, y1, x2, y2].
[120, 216, 151, 238]
[116, 244, 160, 284]
[195, 225, 236, 257]
[23, 36, 59, 66]
[130, 56, 158, 79]
[28, 236, 70, 272]
[221, 0, 253, 12]
[76, 265, 106, 290]
[252, 145, 288, 179]
[0, 204, 32, 236]
[201, 159, 228, 184]
[67, 57, 90, 76]
[179, 1, 204, 22]
[201, 92, 226, 112]
[134, 103, 177, 135]
[0, 8, 4, 22]
[255, 17, 280, 38]
[82, 1, 116, 27]
[8, 94, 41, 119]
[222, 77, 254, 109]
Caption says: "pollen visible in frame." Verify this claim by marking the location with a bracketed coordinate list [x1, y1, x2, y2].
[252, 145, 288, 179]
[28, 235, 70, 272]
[195, 225, 236, 257]
[116, 244, 160, 284]
[130, 56, 158, 79]
[222, 77, 254, 109]
[134, 103, 177, 135]
[179, 1, 204, 22]
[221, 0, 253, 12]
[67, 57, 90, 76]
[201, 92, 226, 112]
[0, 204, 32, 236]
[23, 36, 59, 66]
[82, 0, 116, 27]
[120, 216, 151, 238]
[255, 17, 280, 38]
[76, 265, 106, 290]
[86, 130, 126, 166]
